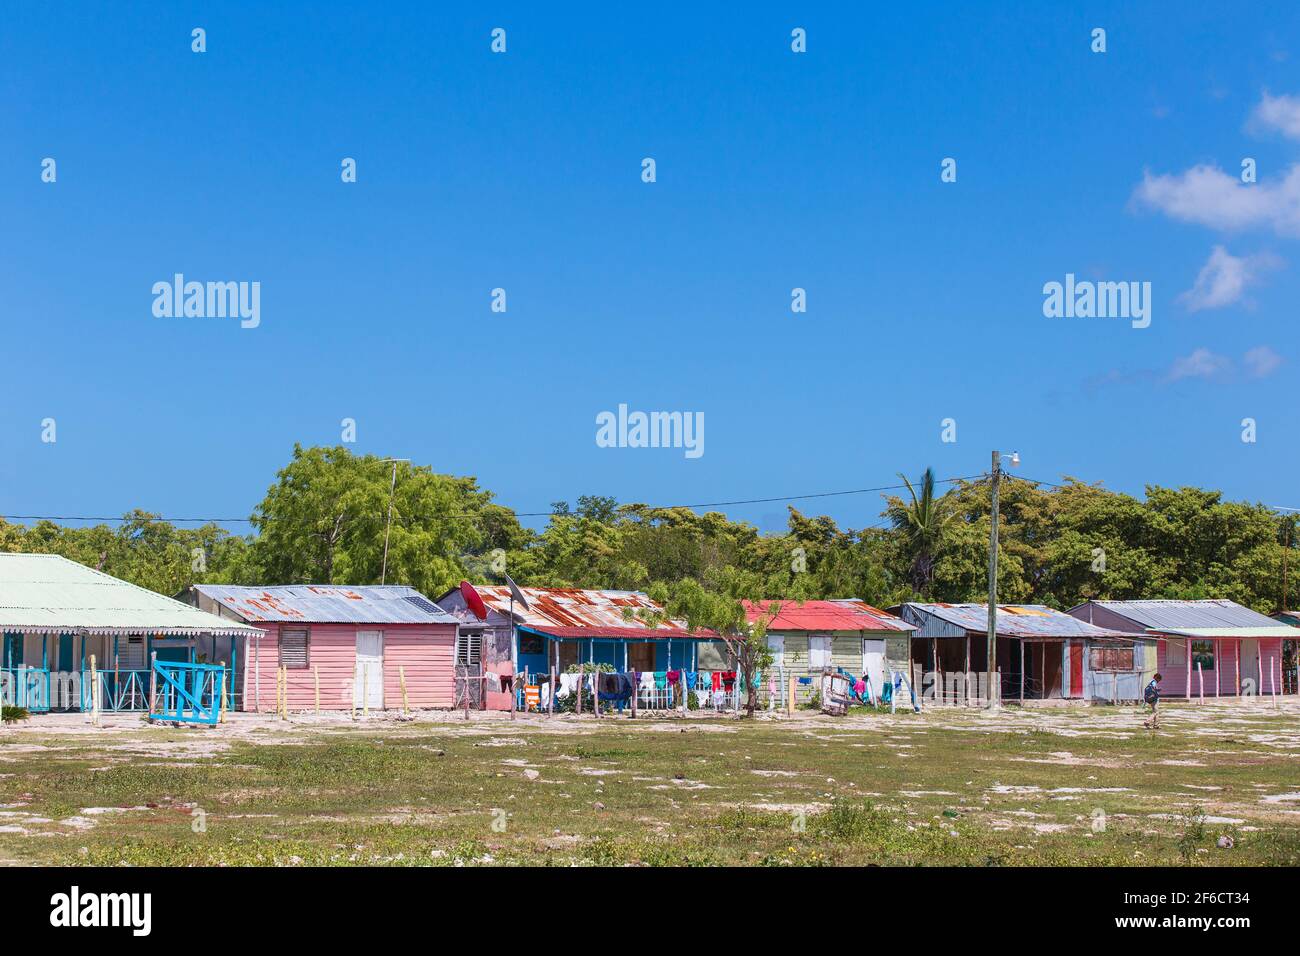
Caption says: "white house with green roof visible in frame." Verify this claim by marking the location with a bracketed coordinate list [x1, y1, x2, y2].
[0, 552, 262, 712]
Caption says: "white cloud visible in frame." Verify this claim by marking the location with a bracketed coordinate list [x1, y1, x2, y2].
[1251, 91, 1300, 140]
[1243, 345, 1283, 377]
[1133, 163, 1300, 236]
[1177, 245, 1281, 311]
[1165, 347, 1234, 382]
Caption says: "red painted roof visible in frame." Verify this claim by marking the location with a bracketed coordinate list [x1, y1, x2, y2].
[743, 600, 915, 633]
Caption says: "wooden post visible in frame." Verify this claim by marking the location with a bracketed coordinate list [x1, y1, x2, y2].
[1215, 640, 1220, 697]
[1256, 654, 1262, 705]
[576, 669, 584, 716]
[254, 633, 261, 713]
[593, 668, 600, 718]
[1197, 661, 1204, 704]
[509, 667, 516, 720]
[1185, 640, 1192, 700]
[548, 666, 555, 717]
[630, 670, 638, 719]
[462, 667, 469, 721]
[89, 655, 100, 727]
[1112, 671, 1118, 706]
[1269, 656, 1277, 709]
[149, 651, 157, 714]
[1235, 639, 1241, 697]
[933, 637, 940, 704]
[219, 660, 227, 723]
[964, 634, 971, 707]
[314, 665, 320, 715]
[399, 665, 409, 715]
[1019, 640, 1025, 704]
[787, 675, 795, 716]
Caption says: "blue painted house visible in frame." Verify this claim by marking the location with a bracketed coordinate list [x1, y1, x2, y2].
[435, 585, 715, 677]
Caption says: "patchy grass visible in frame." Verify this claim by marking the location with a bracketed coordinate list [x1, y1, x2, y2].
[1, 700, 1298, 866]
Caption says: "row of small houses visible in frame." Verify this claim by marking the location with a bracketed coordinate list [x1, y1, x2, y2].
[1, 551, 1297, 715]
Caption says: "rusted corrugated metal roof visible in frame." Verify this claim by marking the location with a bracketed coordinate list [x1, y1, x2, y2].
[466, 586, 703, 639]
[743, 600, 915, 632]
[190, 584, 457, 625]
[904, 602, 1139, 638]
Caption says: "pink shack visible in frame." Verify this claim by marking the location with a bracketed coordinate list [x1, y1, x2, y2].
[182, 584, 458, 711]
[1068, 599, 1300, 700]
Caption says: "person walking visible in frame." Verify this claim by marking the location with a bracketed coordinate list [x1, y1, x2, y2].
[1142, 672, 1163, 729]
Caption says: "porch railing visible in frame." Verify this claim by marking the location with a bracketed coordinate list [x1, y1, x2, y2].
[79, 669, 152, 712]
[1, 666, 51, 713]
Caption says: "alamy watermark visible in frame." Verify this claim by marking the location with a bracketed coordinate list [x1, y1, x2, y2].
[1042, 273, 1150, 329]
[595, 404, 704, 459]
[152, 274, 260, 329]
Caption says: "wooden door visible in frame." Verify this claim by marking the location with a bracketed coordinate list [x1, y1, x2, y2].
[354, 630, 384, 709]
[1069, 642, 1084, 697]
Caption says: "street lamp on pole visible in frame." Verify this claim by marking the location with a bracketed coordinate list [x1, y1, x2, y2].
[987, 450, 1019, 709]
[378, 458, 410, 586]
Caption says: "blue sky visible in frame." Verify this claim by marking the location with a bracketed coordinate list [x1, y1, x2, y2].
[2, 1, 1299, 534]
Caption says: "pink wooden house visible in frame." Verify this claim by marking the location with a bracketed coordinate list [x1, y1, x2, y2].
[182, 584, 458, 711]
[1068, 599, 1299, 699]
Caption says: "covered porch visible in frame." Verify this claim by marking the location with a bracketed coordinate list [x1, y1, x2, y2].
[1, 629, 246, 713]
[513, 627, 731, 712]
[1156, 631, 1289, 699]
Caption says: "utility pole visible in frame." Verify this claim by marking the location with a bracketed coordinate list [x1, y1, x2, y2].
[987, 450, 1000, 709]
[379, 458, 409, 585]
[986, 450, 1018, 709]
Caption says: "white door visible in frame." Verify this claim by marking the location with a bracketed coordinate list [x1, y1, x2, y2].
[354, 631, 384, 709]
[767, 634, 785, 673]
[1239, 639, 1260, 695]
[862, 639, 887, 698]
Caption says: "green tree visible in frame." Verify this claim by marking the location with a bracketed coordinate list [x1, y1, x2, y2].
[885, 468, 954, 597]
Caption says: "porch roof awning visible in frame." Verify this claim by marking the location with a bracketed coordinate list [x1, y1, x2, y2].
[0, 554, 265, 639]
[0, 620, 264, 638]
[1152, 626, 1300, 639]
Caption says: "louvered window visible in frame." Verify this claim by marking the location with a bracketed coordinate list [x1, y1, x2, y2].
[456, 631, 482, 666]
[279, 628, 309, 669]
[1089, 641, 1134, 671]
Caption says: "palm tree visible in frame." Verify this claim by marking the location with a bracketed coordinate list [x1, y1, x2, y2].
[888, 468, 951, 597]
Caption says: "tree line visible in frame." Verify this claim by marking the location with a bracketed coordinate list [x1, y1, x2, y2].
[3, 443, 1296, 616]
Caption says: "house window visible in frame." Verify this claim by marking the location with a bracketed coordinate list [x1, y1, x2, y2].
[456, 631, 483, 666]
[1166, 639, 1186, 666]
[519, 633, 544, 656]
[1191, 640, 1215, 672]
[123, 636, 145, 669]
[1088, 641, 1134, 671]
[809, 635, 832, 669]
[279, 628, 309, 669]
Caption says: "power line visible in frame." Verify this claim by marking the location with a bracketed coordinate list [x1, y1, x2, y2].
[0, 473, 985, 526]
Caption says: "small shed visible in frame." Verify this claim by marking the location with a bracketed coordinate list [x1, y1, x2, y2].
[743, 599, 915, 704]
[899, 602, 1153, 703]
[183, 584, 458, 712]
[1071, 599, 1299, 700]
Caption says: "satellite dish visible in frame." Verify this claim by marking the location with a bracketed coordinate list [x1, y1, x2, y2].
[460, 580, 488, 621]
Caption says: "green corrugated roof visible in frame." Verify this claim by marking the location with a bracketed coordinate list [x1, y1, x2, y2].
[0, 553, 262, 636]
